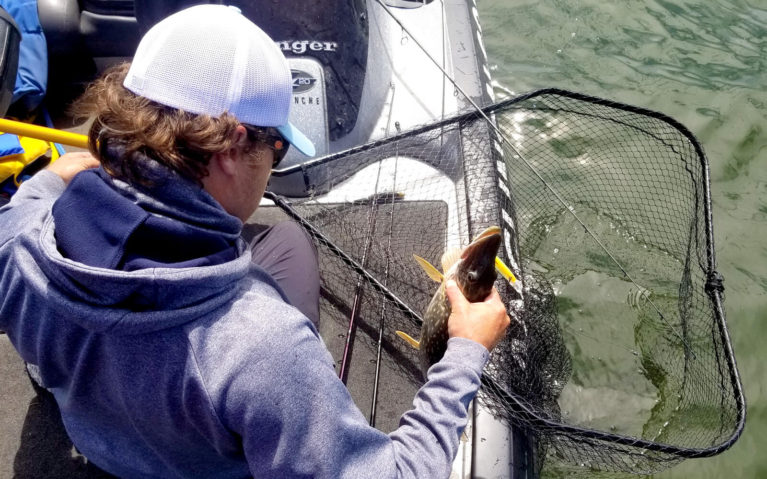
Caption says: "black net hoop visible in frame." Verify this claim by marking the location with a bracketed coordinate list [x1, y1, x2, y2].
[262, 88, 745, 474]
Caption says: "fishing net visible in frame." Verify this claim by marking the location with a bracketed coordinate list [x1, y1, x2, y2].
[258, 88, 744, 475]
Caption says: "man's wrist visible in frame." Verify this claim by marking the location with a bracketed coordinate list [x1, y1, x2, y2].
[441, 337, 490, 374]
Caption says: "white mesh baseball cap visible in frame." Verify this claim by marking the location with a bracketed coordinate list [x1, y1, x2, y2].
[123, 4, 315, 157]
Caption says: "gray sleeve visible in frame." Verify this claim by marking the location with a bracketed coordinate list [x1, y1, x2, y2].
[389, 337, 489, 478]
[0, 171, 65, 245]
[218, 307, 488, 479]
[3, 170, 66, 207]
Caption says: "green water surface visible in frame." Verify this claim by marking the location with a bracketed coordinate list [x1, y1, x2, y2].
[477, 0, 766, 477]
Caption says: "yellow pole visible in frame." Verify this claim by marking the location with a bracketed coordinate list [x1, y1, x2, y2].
[0, 118, 90, 150]
[495, 256, 517, 283]
[0, 119, 516, 284]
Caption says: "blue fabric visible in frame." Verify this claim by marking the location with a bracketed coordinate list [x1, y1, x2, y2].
[53, 167, 239, 271]
[42, 107, 67, 155]
[0, 168, 490, 478]
[0, 132, 23, 157]
[0, 0, 47, 111]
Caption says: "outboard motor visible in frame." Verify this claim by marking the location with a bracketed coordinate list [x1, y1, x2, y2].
[135, 0, 369, 163]
[0, 6, 20, 117]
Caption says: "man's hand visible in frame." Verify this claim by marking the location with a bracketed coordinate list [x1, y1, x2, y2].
[446, 280, 511, 352]
[46, 152, 100, 184]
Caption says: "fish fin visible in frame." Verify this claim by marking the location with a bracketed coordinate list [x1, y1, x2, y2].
[414, 254, 443, 282]
[395, 331, 421, 350]
[441, 248, 462, 274]
[495, 256, 517, 283]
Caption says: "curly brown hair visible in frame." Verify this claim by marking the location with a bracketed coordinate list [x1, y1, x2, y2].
[70, 62, 254, 186]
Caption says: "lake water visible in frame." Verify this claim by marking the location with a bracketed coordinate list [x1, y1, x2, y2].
[477, 0, 766, 477]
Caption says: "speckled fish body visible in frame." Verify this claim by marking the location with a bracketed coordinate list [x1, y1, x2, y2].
[406, 227, 502, 373]
[418, 282, 451, 371]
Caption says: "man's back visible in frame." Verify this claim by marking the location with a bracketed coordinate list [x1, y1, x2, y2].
[0, 169, 287, 476]
[0, 169, 496, 478]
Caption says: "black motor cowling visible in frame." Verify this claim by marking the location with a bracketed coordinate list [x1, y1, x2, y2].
[134, 0, 368, 142]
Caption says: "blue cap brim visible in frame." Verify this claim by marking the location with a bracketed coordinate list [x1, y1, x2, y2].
[276, 122, 315, 157]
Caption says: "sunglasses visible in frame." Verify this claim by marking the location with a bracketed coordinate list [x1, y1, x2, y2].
[243, 125, 290, 168]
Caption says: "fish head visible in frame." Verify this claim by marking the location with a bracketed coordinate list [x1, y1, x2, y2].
[454, 228, 502, 302]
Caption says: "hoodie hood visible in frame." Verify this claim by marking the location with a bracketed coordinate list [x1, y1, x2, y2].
[52, 151, 242, 271]
[18, 219, 257, 334]
[11, 153, 282, 335]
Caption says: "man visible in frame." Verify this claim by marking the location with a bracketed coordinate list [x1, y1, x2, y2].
[0, 5, 511, 478]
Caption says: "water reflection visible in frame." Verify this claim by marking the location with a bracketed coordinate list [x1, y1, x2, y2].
[479, 0, 766, 476]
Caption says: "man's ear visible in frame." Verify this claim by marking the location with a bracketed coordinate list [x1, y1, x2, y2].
[210, 150, 237, 177]
[210, 125, 249, 177]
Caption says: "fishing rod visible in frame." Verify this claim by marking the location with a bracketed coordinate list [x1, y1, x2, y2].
[369, 189, 396, 426]
[338, 125, 394, 383]
[374, 0, 694, 357]
[339, 193, 381, 384]
[369, 94, 400, 425]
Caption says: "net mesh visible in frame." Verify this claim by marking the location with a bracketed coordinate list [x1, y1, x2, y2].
[261, 89, 743, 475]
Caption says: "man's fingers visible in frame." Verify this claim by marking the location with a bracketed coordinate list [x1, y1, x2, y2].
[66, 152, 99, 167]
[484, 287, 502, 304]
[445, 280, 469, 311]
[47, 152, 100, 183]
[446, 282, 513, 352]
[484, 288, 512, 327]
[80, 155, 100, 168]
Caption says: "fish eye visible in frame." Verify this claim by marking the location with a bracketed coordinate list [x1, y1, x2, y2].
[467, 271, 479, 282]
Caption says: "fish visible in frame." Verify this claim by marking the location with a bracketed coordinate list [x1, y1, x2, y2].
[396, 226, 504, 373]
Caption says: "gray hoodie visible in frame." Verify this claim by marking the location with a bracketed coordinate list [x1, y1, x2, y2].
[0, 169, 489, 478]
